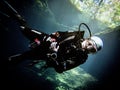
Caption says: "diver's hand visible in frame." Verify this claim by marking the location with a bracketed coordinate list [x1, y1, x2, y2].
[49, 42, 59, 52]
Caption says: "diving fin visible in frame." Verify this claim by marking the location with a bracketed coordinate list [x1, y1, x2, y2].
[0, 11, 10, 18]
[0, 0, 27, 27]
[0, 0, 18, 17]
[3, 0, 18, 14]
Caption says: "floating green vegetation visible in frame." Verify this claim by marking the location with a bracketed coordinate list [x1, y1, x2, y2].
[70, 0, 120, 28]
[34, 63, 97, 90]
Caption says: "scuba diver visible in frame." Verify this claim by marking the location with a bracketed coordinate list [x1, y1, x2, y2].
[1, 0, 103, 73]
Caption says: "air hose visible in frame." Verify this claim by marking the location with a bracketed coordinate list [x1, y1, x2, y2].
[78, 23, 92, 38]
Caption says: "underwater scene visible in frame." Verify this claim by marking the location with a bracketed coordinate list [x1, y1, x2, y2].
[1, 0, 120, 90]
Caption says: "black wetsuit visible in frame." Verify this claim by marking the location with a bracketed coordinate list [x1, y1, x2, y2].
[9, 19, 88, 73]
[8, 15, 88, 73]
[2, 0, 88, 73]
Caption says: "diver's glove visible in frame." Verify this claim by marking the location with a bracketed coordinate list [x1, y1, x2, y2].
[49, 42, 59, 52]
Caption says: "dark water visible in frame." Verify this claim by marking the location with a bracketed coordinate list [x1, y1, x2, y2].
[1, 0, 120, 90]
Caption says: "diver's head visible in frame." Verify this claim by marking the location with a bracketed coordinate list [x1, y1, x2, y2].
[82, 36, 103, 54]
